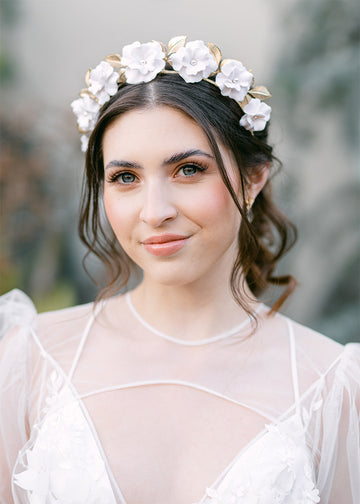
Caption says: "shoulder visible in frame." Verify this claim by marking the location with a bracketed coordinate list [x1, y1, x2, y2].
[261, 307, 345, 369]
[0, 288, 95, 331]
[37, 298, 95, 334]
[279, 313, 360, 391]
[0, 289, 96, 357]
[261, 304, 358, 383]
[289, 317, 345, 371]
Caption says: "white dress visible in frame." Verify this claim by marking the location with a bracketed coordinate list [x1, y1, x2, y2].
[0, 289, 359, 504]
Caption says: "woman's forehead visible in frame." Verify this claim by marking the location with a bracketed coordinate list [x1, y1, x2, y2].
[102, 106, 215, 161]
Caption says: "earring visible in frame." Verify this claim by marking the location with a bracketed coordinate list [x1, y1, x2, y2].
[245, 197, 254, 221]
[245, 197, 254, 211]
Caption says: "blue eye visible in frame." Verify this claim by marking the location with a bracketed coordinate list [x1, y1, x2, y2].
[178, 164, 207, 177]
[106, 171, 138, 185]
[119, 172, 136, 184]
[182, 166, 197, 176]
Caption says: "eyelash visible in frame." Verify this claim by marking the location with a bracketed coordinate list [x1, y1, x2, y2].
[176, 162, 208, 178]
[105, 162, 208, 185]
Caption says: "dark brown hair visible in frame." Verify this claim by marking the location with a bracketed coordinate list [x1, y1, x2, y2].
[79, 72, 297, 313]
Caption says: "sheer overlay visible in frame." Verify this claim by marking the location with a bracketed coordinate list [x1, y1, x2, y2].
[0, 289, 359, 503]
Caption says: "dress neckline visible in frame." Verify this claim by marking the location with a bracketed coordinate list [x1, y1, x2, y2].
[125, 292, 264, 346]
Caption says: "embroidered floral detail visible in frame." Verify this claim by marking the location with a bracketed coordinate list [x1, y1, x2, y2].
[203, 416, 320, 504]
[13, 372, 116, 504]
[303, 464, 321, 503]
[215, 59, 253, 101]
[121, 41, 166, 84]
[88, 61, 119, 105]
[170, 40, 218, 83]
[239, 98, 272, 132]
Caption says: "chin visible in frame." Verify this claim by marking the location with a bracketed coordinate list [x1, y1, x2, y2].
[143, 264, 205, 288]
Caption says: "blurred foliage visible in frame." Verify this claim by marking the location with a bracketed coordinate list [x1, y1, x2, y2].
[0, 114, 58, 298]
[0, 109, 97, 310]
[273, 0, 360, 343]
[274, 0, 360, 146]
[0, 0, 20, 23]
[0, 0, 99, 310]
[0, 0, 21, 84]
[0, 51, 15, 83]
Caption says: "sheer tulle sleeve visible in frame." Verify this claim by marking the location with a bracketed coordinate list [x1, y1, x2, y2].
[0, 289, 37, 503]
[314, 343, 360, 503]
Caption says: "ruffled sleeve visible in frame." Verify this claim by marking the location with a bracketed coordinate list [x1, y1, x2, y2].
[0, 289, 37, 503]
[315, 343, 360, 503]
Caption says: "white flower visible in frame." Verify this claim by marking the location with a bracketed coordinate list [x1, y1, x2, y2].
[170, 40, 218, 83]
[215, 59, 253, 101]
[239, 98, 271, 131]
[88, 61, 119, 105]
[71, 94, 100, 132]
[121, 41, 165, 84]
[80, 134, 90, 152]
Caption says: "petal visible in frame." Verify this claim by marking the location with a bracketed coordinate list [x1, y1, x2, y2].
[239, 115, 253, 130]
[121, 41, 141, 60]
[252, 118, 267, 131]
[81, 135, 89, 152]
[178, 69, 203, 83]
[227, 87, 248, 101]
[124, 68, 143, 84]
[243, 98, 262, 115]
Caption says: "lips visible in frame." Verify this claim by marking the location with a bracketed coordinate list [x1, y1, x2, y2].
[142, 234, 189, 257]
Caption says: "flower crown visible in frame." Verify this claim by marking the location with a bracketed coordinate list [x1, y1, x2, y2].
[71, 36, 272, 152]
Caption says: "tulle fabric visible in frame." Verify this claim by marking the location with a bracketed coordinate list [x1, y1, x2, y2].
[0, 289, 359, 504]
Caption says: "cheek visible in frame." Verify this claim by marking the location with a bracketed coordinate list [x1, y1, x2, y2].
[187, 180, 240, 229]
[103, 192, 134, 238]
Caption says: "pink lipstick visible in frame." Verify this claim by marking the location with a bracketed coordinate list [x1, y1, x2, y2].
[142, 234, 189, 257]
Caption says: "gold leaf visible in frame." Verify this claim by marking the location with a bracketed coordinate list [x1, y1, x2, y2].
[117, 68, 127, 84]
[207, 42, 222, 66]
[85, 69, 91, 87]
[78, 126, 90, 134]
[167, 35, 186, 55]
[249, 85, 272, 100]
[239, 95, 251, 110]
[104, 53, 122, 68]
[79, 89, 97, 101]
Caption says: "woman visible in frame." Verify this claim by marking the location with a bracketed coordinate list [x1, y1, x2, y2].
[0, 37, 359, 504]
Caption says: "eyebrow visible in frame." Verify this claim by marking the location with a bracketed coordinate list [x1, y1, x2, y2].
[163, 149, 214, 165]
[105, 160, 141, 170]
[104, 149, 214, 171]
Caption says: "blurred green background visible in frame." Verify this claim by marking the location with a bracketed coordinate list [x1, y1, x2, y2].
[1, 0, 359, 343]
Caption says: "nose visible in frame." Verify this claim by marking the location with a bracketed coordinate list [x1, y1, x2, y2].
[139, 179, 178, 227]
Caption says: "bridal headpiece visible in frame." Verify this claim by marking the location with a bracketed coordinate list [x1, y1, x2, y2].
[71, 36, 272, 152]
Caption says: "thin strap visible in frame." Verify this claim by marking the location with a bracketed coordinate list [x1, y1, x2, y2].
[287, 318, 301, 415]
[126, 292, 264, 346]
[79, 379, 276, 422]
[67, 303, 103, 381]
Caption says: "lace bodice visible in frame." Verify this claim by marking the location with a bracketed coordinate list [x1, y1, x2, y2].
[0, 289, 359, 503]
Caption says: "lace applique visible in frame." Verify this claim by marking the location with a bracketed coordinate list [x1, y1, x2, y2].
[13, 370, 116, 504]
[203, 416, 320, 504]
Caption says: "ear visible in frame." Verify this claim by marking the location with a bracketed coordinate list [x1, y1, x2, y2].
[246, 162, 270, 203]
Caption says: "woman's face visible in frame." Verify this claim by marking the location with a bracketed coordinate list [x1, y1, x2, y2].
[102, 105, 242, 288]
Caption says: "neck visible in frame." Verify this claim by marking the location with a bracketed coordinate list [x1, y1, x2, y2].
[130, 269, 259, 343]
